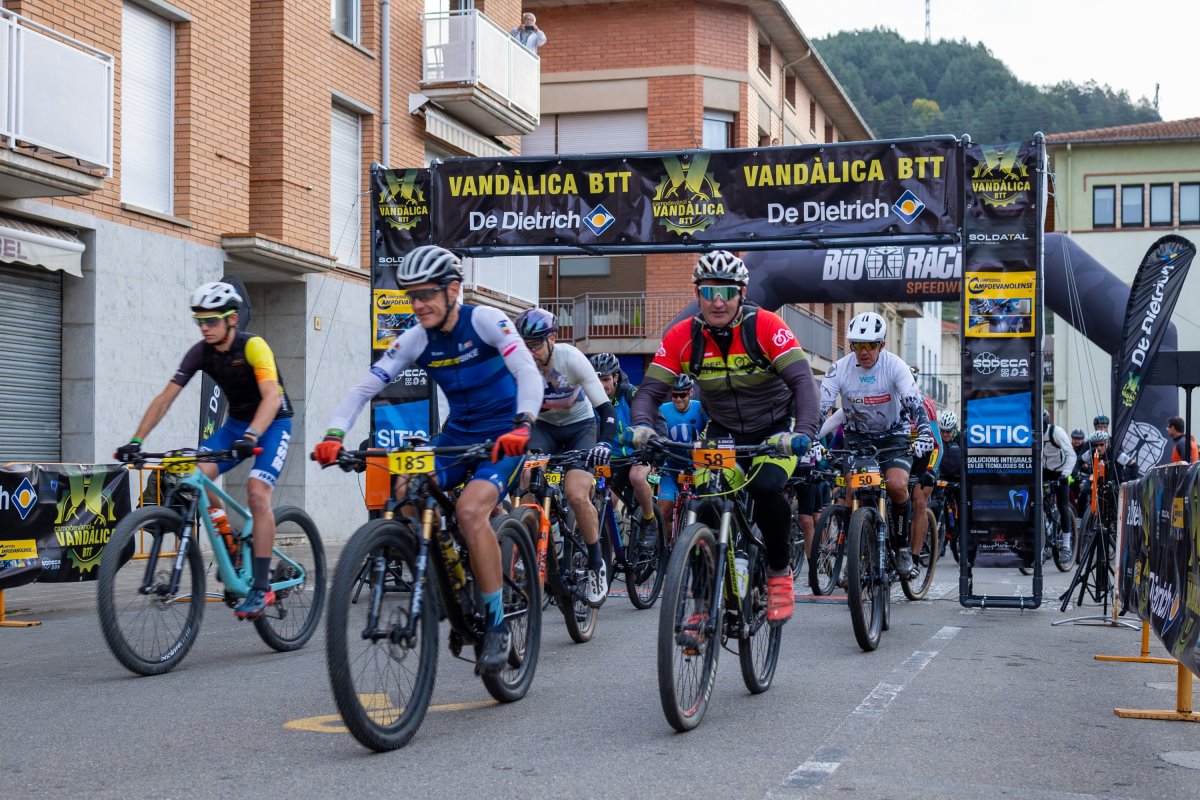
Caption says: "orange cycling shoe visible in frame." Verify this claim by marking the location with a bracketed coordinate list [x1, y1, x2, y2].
[766, 571, 794, 626]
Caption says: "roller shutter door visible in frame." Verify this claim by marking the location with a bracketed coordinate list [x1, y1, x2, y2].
[0, 262, 62, 461]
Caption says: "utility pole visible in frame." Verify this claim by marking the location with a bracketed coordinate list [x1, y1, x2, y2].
[925, 0, 931, 43]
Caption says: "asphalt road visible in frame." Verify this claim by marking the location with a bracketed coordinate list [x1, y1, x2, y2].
[2, 552, 1197, 800]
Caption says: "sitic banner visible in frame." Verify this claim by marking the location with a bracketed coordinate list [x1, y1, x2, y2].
[430, 138, 963, 253]
[1120, 464, 1200, 676]
[961, 139, 1044, 566]
[0, 463, 133, 590]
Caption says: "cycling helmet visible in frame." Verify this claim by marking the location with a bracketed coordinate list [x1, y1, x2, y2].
[1089, 429, 1111, 445]
[190, 281, 242, 313]
[692, 250, 749, 285]
[589, 352, 621, 377]
[847, 311, 886, 343]
[672, 374, 695, 394]
[938, 410, 958, 431]
[515, 307, 558, 340]
[1093, 414, 1110, 426]
[1071, 428, 1085, 439]
[395, 245, 463, 288]
[1042, 408, 1051, 430]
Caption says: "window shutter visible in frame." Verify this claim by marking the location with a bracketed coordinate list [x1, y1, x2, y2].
[121, 4, 174, 213]
[330, 106, 362, 267]
[556, 111, 647, 154]
[520, 115, 556, 155]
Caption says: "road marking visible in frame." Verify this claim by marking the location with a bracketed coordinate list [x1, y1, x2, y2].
[284, 696, 499, 733]
[775, 625, 961, 793]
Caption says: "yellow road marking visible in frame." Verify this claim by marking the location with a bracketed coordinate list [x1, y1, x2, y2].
[284, 695, 499, 733]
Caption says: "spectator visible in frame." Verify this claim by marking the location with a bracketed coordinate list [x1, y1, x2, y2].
[510, 12, 546, 54]
[1168, 416, 1198, 463]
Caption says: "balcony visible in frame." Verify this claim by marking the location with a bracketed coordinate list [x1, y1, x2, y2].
[894, 302, 924, 318]
[0, 9, 111, 198]
[543, 293, 836, 361]
[420, 10, 540, 137]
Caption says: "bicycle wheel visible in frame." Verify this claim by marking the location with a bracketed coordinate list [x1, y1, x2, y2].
[558, 521, 598, 643]
[480, 515, 542, 702]
[1054, 510, 1078, 572]
[900, 509, 938, 601]
[809, 505, 848, 596]
[253, 506, 326, 652]
[325, 519, 436, 752]
[97, 506, 204, 676]
[786, 487, 806, 574]
[738, 540, 781, 694]
[513, 506, 552, 611]
[657, 522, 720, 732]
[627, 507, 666, 609]
[845, 508, 883, 652]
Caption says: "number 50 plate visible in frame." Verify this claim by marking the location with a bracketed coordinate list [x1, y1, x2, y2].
[388, 450, 435, 475]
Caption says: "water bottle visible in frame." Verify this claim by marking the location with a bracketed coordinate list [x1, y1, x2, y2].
[439, 528, 466, 591]
[733, 551, 749, 599]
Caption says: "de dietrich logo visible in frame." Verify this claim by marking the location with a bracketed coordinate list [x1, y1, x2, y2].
[971, 143, 1031, 208]
[377, 170, 428, 232]
[652, 153, 725, 236]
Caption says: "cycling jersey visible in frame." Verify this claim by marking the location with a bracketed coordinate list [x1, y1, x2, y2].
[604, 383, 637, 457]
[329, 304, 541, 438]
[537, 342, 610, 427]
[633, 306, 818, 437]
[659, 399, 707, 444]
[819, 349, 927, 437]
[1042, 424, 1077, 475]
[173, 331, 293, 422]
[939, 434, 963, 482]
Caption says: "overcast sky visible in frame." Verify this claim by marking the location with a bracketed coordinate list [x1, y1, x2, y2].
[788, 0, 1199, 122]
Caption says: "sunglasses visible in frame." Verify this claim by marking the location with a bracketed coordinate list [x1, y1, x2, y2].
[194, 310, 234, 327]
[850, 341, 882, 353]
[671, 392, 690, 399]
[524, 338, 548, 350]
[405, 286, 445, 303]
[697, 285, 740, 302]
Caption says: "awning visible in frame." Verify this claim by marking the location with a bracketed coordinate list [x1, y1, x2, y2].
[422, 106, 510, 159]
[0, 214, 84, 277]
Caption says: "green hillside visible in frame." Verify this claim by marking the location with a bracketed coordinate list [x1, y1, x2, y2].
[814, 28, 1160, 142]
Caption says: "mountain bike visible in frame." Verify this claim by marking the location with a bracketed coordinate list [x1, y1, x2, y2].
[595, 456, 666, 609]
[323, 444, 541, 751]
[652, 438, 783, 732]
[1019, 477, 1077, 575]
[512, 451, 601, 641]
[97, 449, 325, 676]
[931, 480, 959, 560]
[806, 468, 847, 596]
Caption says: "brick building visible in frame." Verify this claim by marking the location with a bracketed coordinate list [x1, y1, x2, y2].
[520, 0, 872, 379]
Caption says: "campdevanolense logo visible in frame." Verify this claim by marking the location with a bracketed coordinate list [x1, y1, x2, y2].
[966, 274, 1035, 294]
[377, 170, 428, 232]
[1147, 570, 1181, 633]
[970, 143, 1031, 208]
[652, 153, 724, 236]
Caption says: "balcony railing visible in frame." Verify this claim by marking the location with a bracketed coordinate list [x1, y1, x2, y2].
[0, 9, 113, 172]
[778, 304, 835, 361]
[421, 10, 540, 126]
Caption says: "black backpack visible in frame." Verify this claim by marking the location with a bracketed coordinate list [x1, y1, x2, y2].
[686, 302, 776, 379]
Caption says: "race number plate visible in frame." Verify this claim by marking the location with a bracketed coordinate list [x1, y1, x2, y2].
[848, 471, 881, 490]
[161, 458, 195, 475]
[693, 448, 735, 470]
[546, 470, 562, 484]
[593, 464, 611, 478]
[678, 473, 694, 488]
[388, 450, 435, 475]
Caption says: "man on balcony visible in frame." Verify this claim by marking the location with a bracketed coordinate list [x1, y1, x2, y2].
[509, 12, 546, 54]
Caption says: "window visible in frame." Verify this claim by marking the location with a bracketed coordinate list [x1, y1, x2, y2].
[121, 3, 175, 214]
[824, 122, 834, 144]
[1093, 186, 1115, 227]
[809, 100, 816, 133]
[1149, 184, 1173, 226]
[330, 106, 362, 267]
[558, 257, 610, 277]
[1121, 184, 1143, 227]
[784, 74, 796, 107]
[332, 0, 360, 43]
[1182, 184, 1200, 225]
[757, 36, 771, 79]
[702, 110, 733, 150]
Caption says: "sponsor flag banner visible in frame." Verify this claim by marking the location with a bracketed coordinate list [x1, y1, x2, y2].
[0, 463, 132, 590]
[370, 166, 436, 446]
[1121, 464, 1200, 676]
[1113, 236, 1197, 462]
[429, 138, 963, 253]
[960, 139, 1044, 565]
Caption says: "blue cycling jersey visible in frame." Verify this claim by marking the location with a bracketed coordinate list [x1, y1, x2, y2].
[659, 399, 706, 444]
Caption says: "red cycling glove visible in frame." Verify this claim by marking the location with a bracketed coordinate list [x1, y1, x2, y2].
[492, 417, 533, 462]
[313, 434, 344, 466]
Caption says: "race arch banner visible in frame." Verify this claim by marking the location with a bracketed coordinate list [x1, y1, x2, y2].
[428, 137, 964, 254]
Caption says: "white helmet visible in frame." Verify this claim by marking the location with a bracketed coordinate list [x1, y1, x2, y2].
[939, 410, 958, 431]
[190, 281, 242, 313]
[395, 245, 463, 288]
[847, 311, 886, 343]
[693, 250, 749, 285]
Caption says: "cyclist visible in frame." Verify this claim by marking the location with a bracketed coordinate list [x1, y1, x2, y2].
[629, 250, 819, 625]
[909, 393, 943, 565]
[657, 373, 708, 528]
[1041, 409, 1077, 559]
[819, 310, 936, 580]
[590, 351, 659, 547]
[312, 246, 542, 674]
[938, 410, 962, 485]
[115, 282, 293, 620]
[1070, 427, 1088, 459]
[1093, 414, 1110, 434]
[516, 308, 618, 607]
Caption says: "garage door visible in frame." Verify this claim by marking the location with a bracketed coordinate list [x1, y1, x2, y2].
[0, 262, 62, 461]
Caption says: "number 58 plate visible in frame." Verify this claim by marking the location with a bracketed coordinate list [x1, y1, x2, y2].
[388, 450, 435, 475]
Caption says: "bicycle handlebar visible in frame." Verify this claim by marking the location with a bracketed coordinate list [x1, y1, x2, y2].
[313, 442, 494, 470]
[118, 448, 261, 467]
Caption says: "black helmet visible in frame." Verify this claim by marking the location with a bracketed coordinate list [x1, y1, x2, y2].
[589, 352, 621, 377]
[1071, 428, 1085, 439]
[515, 307, 558, 340]
[672, 374, 695, 394]
[1093, 414, 1110, 426]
